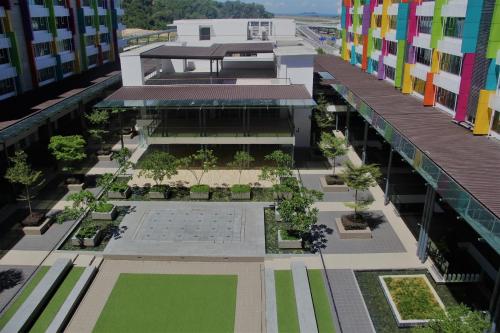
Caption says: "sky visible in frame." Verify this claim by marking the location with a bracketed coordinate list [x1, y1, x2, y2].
[232, 0, 340, 15]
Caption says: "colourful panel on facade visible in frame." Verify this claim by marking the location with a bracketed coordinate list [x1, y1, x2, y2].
[473, 90, 493, 135]
[486, 1, 500, 59]
[353, 0, 360, 32]
[485, 59, 499, 91]
[430, 0, 446, 49]
[455, 53, 476, 122]
[362, 35, 368, 71]
[381, 0, 390, 38]
[367, 58, 373, 74]
[362, 1, 371, 35]
[395, 40, 406, 88]
[406, 2, 417, 44]
[402, 63, 414, 94]
[377, 54, 385, 79]
[423, 72, 435, 106]
[431, 49, 440, 73]
[462, 0, 484, 54]
[341, 5, 347, 29]
[396, 3, 409, 41]
[351, 45, 357, 65]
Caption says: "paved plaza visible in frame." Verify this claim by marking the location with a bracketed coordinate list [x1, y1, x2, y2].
[104, 201, 268, 259]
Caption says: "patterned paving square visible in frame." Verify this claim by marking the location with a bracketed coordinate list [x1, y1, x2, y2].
[135, 208, 243, 243]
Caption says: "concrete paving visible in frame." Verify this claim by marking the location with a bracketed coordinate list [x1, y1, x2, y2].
[300, 173, 372, 203]
[0, 265, 38, 313]
[104, 201, 268, 259]
[291, 262, 318, 333]
[264, 267, 278, 333]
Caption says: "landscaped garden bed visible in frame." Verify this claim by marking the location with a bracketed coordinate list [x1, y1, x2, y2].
[264, 208, 307, 254]
[93, 274, 237, 333]
[379, 274, 445, 327]
[277, 229, 302, 249]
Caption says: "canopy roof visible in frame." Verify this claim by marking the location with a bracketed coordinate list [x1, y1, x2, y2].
[140, 43, 275, 60]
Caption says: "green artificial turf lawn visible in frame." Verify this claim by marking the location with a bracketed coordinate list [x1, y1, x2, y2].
[274, 270, 300, 333]
[93, 274, 238, 333]
[29, 267, 84, 333]
[308, 270, 335, 333]
[0, 266, 50, 329]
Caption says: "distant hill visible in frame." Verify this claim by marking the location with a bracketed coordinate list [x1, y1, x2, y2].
[123, 0, 274, 30]
[277, 12, 338, 18]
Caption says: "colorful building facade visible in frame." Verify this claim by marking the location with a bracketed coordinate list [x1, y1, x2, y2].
[340, 0, 500, 138]
[0, 0, 125, 101]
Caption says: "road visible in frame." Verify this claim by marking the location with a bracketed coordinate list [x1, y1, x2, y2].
[297, 25, 339, 55]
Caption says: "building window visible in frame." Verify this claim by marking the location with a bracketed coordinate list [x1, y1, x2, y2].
[57, 38, 73, 52]
[443, 17, 465, 39]
[389, 15, 397, 30]
[413, 77, 426, 95]
[56, 16, 70, 29]
[415, 47, 431, 66]
[371, 60, 379, 72]
[385, 66, 395, 80]
[439, 53, 462, 75]
[373, 38, 382, 51]
[199, 27, 211, 41]
[100, 33, 110, 44]
[374, 15, 382, 28]
[99, 16, 107, 26]
[356, 53, 362, 64]
[435, 87, 457, 110]
[0, 48, 10, 65]
[29, 0, 46, 5]
[387, 41, 397, 56]
[37, 66, 55, 82]
[86, 35, 97, 46]
[61, 61, 74, 74]
[88, 54, 98, 66]
[54, 0, 66, 6]
[102, 51, 110, 62]
[82, 0, 92, 7]
[84, 16, 93, 27]
[0, 19, 5, 34]
[418, 16, 432, 34]
[31, 17, 49, 31]
[33, 42, 52, 57]
[491, 111, 500, 137]
[0, 78, 15, 96]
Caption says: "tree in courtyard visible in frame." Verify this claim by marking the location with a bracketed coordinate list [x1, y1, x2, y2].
[48, 135, 87, 174]
[5, 151, 44, 217]
[413, 304, 490, 333]
[138, 151, 178, 187]
[67, 190, 97, 212]
[86, 110, 110, 155]
[227, 150, 254, 184]
[314, 94, 335, 130]
[114, 147, 133, 176]
[319, 132, 348, 176]
[111, 108, 128, 149]
[340, 161, 381, 222]
[259, 150, 296, 197]
[277, 186, 323, 234]
[178, 149, 218, 186]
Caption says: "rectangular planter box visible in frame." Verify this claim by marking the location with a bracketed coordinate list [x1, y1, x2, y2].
[108, 187, 131, 199]
[91, 205, 118, 221]
[67, 183, 85, 192]
[379, 274, 446, 328]
[278, 230, 302, 249]
[273, 192, 292, 200]
[231, 191, 251, 200]
[320, 176, 349, 192]
[71, 228, 105, 247]
[335, 218, 372, 239]
[97, 153, 113, 161]
[149, 190, 170, 199]
[190, 191, 210, 200]
[23, 217, 53, 236]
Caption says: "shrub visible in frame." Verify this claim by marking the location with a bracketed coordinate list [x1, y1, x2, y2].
[230, 184, 251, 193]
[109, 180, 129, 193]
[94, 202, 114, 213]
[190, 184, 210, 193]
[56, 207, 82, 224]
[76, 224, 99, 239]
[150, 184, 169, 192]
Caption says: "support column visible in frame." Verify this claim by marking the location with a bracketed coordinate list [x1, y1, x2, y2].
[210, 60, 213, 77]
[417, 185, 436, 263]
[489, 269, 500, 333]
[384, 149, 393, 205]
[345, 106, 351, 146]
[361, 121, 369, 164]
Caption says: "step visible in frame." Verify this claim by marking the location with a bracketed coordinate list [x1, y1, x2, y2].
[46, 266, 97, 333]
[264, 267, 278, 333]
[291, 262, 318, 333]
[1, 258, 72, 333]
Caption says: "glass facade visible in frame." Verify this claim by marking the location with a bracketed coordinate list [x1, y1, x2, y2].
[435, 87, 457, 111]
[415, 47, 431, 66]
[443, 17, 465, 39]
[413, 77, 426, 95]
[440, 53, 462, 76]
[418, 16, 433, 34]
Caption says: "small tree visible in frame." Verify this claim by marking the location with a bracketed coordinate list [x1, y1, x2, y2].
[86, 110, 110, 154]
[319, 132, 348, 175]
[259, 150, 293, 187]
[178, 149, 217, 186]
[114, 147, 133, 176]
[138, 151, 178, 187]
[414, 305, 490, 333]
[5, 151, 44, 216]
[48, 135, 87, 174]
[277, 187, 323, 234]
[227, 151, 254, 184]
[111, 108, 128, 149]
[340, 161, 381, 222]
[314, 94, 335, 130]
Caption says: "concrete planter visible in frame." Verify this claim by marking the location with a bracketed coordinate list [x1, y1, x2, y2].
[190, 191, 210, 200]
[108, 187, 131, 199]
[97, 153, 113, 161]
[71, 228, 105, 247]
[231, 191, 251, 200]
[379, 274, 446, 328]
[335, 217, 372, 239]
[67, 183, 85, 192]
[23, 217, 53, 236]
[149, 189, 170, 199]
[273, 192, 293, 200]
[320, 176, 349, 192]
[278, 230, 302, 249]
[91, 205, 118, 221]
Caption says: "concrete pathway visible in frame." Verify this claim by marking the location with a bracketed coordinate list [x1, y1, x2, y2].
[66, 260, 264, 333]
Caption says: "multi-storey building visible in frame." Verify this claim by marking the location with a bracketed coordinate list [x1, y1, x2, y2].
[0, 0, 125, 101]
[340, 0, 500, 138]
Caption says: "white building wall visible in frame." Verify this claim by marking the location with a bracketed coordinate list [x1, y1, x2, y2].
[278, 54, 315, 95]
[120, 55, 144, 86]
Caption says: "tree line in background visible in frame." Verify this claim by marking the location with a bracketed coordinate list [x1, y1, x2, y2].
[123, 0, 274, 30]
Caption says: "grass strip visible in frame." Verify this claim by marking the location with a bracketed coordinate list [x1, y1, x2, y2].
[308, 270, 335, 333]
[29, 267, 85, 333]
[0, 266, 50, 329]
[274, 270, 300, 333]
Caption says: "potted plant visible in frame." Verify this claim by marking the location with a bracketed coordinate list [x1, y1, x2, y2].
[259, 150, 295, 201]
[48, 135, 87, 191]
[276, 186, 323, 249]
[227, 151, 254, 200]
[138, 151, 178, 199]
[92, 200, 118, 220]
[318, 132, 348, 191]
[86, 109, 111, 160]
[5, 151, 49, 234]
[336, 161, 381, 239]
[107, 179, 131, 199]
[71, 223, 104, 247]
[178, 149, 217, 200]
